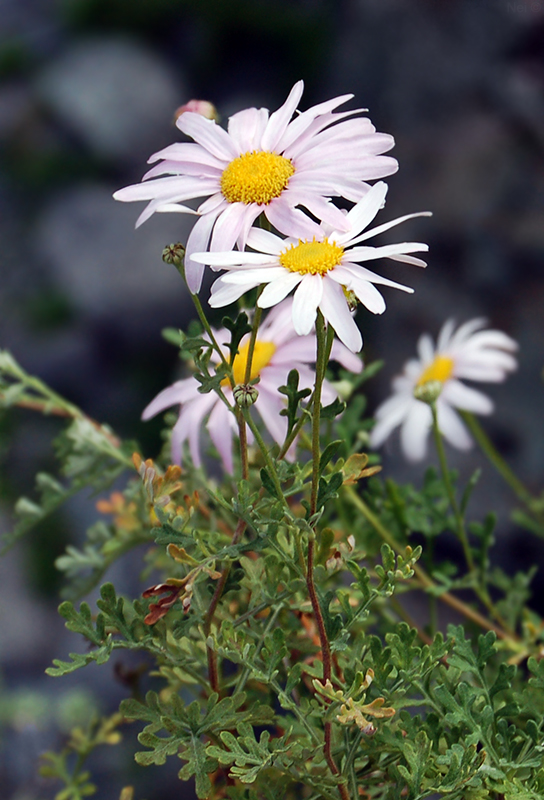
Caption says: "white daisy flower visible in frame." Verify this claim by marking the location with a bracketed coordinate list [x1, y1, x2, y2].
[142, 299, 362, 473]
[113, 80, 398, 293]
[370, 318, 518, 462]
[192, 181, 429, 353]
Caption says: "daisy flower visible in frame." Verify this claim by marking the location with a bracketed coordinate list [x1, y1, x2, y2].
[370, 318, 518, 462]
[113, 80, 398, 293]
[192, 181, 429, 353]
[142, 299, 362, 473]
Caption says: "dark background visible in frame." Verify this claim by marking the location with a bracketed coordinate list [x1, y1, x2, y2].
[1, 1, 543, 797]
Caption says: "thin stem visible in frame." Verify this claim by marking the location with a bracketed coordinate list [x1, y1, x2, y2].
[460, 410, 543, 517]
[203, 518, 246, 694]
[241, 408, 286, 506]
[189, 291, 232, 378]
[310, 313, 329, 516]
[344, 486, 518, 644]
[430, 402, 474, 572]
[233, 603, 284, 694]
[304, 313, 348, 798]
[243, 304, 263, 385]
[237, 409, 249, 481]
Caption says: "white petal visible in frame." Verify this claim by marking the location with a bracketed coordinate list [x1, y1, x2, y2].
[292, 275, 323, 335]
[258, 272, 303, 307]
[348, 211, 432, 246]
[442, 380, 493, 415]
[400, 400, 432, 461]
[246, 227, 286, 254]
[191, 250, 277, 266]
[370, 394, 411, 448]
[333, 182, 389, 243]
[436, 402, 473, 451]
[319, 279, 362, 353]
[209, 278, 256, 307]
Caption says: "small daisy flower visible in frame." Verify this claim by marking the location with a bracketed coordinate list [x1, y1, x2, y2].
[192, 181, 429, 353]
[142, 300, 362, 473]
[113, 81, 398, 293]
[370, 318, 518, 461]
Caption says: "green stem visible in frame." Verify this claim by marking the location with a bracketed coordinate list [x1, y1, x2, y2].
[305, 313, 348, 797]
[243, 304, 263, 385]
[460, 410, 543, 515]
[430, 403, 474, 572]
[241, 408, 287, 506]
[233, 603, 284, 694]
[344, 486, 518, 643]
[189, 291, 232, 379]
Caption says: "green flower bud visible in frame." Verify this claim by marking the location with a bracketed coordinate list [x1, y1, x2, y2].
[233, 383, 259, 408]
[413, 380, 443, 405]
[162, 243, 186, 267]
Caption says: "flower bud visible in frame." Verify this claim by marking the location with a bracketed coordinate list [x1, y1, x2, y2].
[413, 380, 443, 405]
[162, 243, 185, 267]
[175, 99, 219, 122]
[233, 383, 259, 408]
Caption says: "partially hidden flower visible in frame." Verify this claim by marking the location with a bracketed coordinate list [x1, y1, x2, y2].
[142, 299, 362, 473]
[193, 181, 429, 353]
[370, 318, 518, 461]
[113, 80, 398, 293]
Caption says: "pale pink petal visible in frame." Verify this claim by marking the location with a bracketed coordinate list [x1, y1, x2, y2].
[330, 341, 363, 373]
[265, 199, 322, 239]
[207, 399, 235, 473]
[253, 385, 288, 446]
[260, 81, 304, 152]
[185, 211, 221, 293]
[227, 107, 269, 152]
[210, 203, 249, 252]
[176, 113, 239, 161]
[141, 379, 196, 420]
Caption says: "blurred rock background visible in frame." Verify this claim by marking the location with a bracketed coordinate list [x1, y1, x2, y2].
[0, 0, 543, 797]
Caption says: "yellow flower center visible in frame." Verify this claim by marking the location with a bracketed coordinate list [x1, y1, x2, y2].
[417, 355, 455, 386]
[279, 238, 345, 276]
[220, 151, 295, 205]
[222, 340, 277, 386]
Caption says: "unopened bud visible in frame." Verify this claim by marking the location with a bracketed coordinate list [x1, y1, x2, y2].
[233, 383, 259, 408]
[413, 380, 443, 405]
[175, 99, 219, 122]
[162, 243, 185, 268]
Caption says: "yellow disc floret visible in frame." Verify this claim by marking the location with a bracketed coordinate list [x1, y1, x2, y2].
[221, 151, 295, 205]
[417, 355, 455, 386]
[223, 340, 277, 387]
[279, 238, 344, 276]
